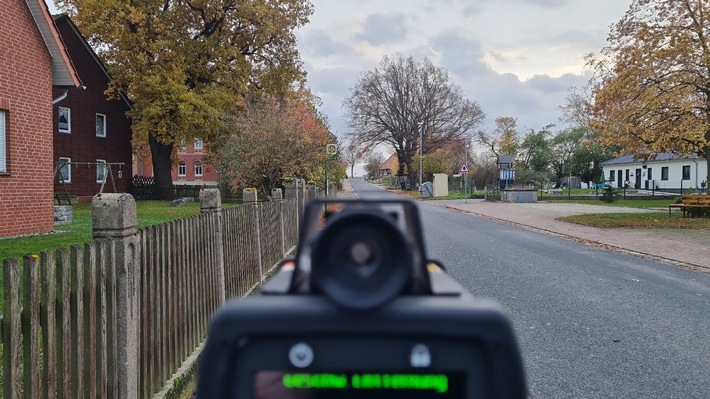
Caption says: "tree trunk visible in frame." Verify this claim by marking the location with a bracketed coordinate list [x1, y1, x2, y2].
[148, 133, 174, 199]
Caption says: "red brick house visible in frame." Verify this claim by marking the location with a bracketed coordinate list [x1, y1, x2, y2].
[172, 139, 220, 186]
[379, 153, 399, 178]
[52, 15, 133, 202]
[0, 0, 80, 238]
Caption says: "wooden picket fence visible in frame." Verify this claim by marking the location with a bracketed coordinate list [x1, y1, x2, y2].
[1, 195, 302, 398]
[2, 241, 119, 398]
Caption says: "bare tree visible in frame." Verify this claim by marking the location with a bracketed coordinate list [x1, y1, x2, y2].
[341, 139, 365, 178]
[364, 153, 386, 180]
[344, 54, 485, 189]
[559, 86, 595, 129]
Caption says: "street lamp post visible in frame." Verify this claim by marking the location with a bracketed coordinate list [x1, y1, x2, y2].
[418, 122, 424, 189]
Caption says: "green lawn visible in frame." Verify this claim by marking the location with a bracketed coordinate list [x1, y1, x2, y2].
[0, 201, 220, 262]
[560, 212, 710, 229]
[545, 198, 677, 209]
[542, 198, 710, 228]
[0, 200, 241, 315]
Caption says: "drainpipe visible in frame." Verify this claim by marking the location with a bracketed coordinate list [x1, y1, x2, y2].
[52, 86, 86, 105]
[692, 157, 699, 189]
[52, 88, 69, 105]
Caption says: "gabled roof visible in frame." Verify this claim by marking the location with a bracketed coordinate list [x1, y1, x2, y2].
[25, 0, 81, 87]
[380, 154, 398, 171]
[53, 14, 132, 109]
[498, 155, 514, 164]
[600, 152, 704, 166]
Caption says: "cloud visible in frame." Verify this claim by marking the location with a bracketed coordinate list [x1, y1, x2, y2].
[295, 0, 631, 141]
[517, 0, 570, 8]
[299, 30, 357, 58]
[355, 13, 408, 45]
[428, 31, 494, 80]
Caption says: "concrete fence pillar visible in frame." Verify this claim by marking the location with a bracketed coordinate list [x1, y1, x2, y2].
[285, 179, 305, 230]
[200, 188, 226, 304]
[272, 189, 286, 256]
[91, 193, 140, 398]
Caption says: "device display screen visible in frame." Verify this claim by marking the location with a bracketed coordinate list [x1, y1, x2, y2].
[254, 370, 466, 398]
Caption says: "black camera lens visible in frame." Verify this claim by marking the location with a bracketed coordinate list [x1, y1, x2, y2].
[311, 209, 414, 311]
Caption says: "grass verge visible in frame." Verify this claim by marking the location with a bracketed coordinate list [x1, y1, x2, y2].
[559, 212, 710, 229]
[544, 198, 676, 209]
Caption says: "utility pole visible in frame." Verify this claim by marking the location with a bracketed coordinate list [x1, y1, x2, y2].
[418, 122, 424, 189]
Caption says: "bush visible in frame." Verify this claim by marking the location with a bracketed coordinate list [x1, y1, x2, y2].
[599, 186, 620, 203]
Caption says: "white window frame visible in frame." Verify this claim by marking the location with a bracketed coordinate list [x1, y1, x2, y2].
[58, 157, 71, 183]
[194, 139, 203, 151]
[661, 167, 669, 181]
[682, 165, 691, 181]
[194, 161, 203, 177]
[96, 113, 107, 138]
[0, 110, 6, 173]
[96, 159, 107, 183]
[178, 161, 186, 177]
[58, 107, 71, 133]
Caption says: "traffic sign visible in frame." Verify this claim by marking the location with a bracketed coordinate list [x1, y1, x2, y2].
[459, 163, 470, 174]
[326, 144, 338, 160]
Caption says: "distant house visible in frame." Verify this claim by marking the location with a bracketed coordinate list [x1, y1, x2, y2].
[379, 154, 398, 178]
[52, 15, 133, 202]
[600, 153, 707, 191]
[0, 0, 80, 238]
[172, 139, 220, 186]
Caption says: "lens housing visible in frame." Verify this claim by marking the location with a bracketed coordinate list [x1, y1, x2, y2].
[311, 208, 414, 311]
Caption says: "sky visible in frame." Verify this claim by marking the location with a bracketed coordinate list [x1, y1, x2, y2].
[49, 0, 632, 175]
[294, 0, 631, 139]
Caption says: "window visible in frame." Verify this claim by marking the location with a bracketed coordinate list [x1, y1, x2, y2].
[96, 113, 106, 137]
[661, 167, 669, 181]
[96, 159, 107, 183]
[194, 162, 203, 177]
[0, 110, 6, 173]
[647, 168, 652, 180]
[178, 161, 186, 177]
[178, 139, 186, 150]
[609, 170, 615, 181]
[194, 139, 203, 151]
[58, 157, 71, 183]
[682, 165, 690, 180]
[58, 107, 71, 133]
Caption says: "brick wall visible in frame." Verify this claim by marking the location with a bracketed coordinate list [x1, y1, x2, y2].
[0, 0, 55, 237]
[53, 16, 133, 200]
[173, 142, 221, 185]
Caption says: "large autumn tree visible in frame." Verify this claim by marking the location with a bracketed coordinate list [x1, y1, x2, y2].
[56, 0, 313, 191]
[589, 0, 710, 181]
[344, 54, 485, 189]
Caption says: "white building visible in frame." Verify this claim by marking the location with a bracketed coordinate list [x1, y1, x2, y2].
[600, 153, 707, 192]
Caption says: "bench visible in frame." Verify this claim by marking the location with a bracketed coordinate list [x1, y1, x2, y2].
[668, 194, 710, 217]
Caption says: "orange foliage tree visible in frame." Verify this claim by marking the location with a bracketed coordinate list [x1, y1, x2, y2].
[213, 92, 341, 196]
[589, 0, 710, 177]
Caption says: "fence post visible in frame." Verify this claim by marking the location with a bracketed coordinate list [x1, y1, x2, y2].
[92, 193, 140, 398]
[200, 188, 226, 304]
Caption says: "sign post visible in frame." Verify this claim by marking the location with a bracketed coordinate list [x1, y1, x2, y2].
[325, 144, 337, 199]
[460, 163, 470, 195]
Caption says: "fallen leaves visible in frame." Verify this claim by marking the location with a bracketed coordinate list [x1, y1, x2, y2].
[559, 213, 710, 229]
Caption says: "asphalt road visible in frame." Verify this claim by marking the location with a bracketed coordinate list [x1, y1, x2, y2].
[349, 179, 710, 398]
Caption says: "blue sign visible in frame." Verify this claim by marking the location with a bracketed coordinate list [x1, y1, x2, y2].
[500, 168, 515, 181]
